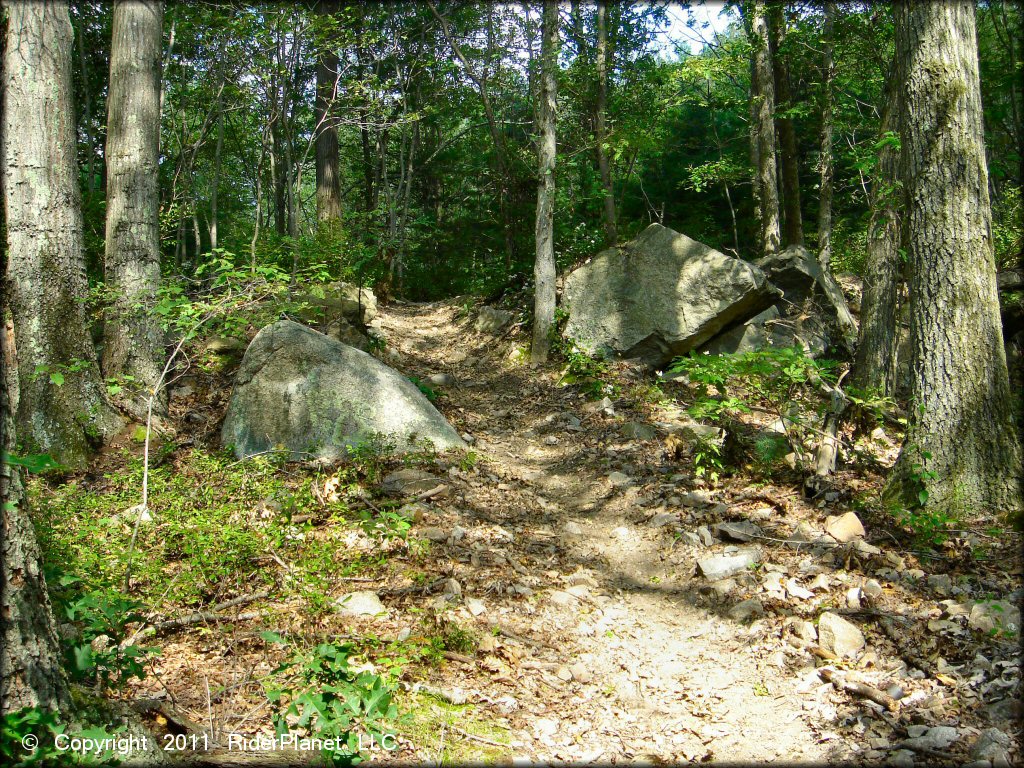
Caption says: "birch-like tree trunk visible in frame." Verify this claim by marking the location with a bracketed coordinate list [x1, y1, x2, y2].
[595, 0, 617, 247]
[816, 0, 835, 269]
[745, 0, 780, 258]
[531, 0, 558, 364]
[2, 1, 122, 467]
[884, 1, 1024, 518]
[315, 0, 343, 227]
[768, 3, 803, 247]
[102, 0, 166, 417]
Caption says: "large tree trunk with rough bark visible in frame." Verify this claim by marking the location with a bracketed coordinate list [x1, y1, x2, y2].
[768, 3, 803, 247]
[595, 0, 616, 247]
[745, 0, 780, 258]
[531, 0, 558, 364]
[2, 1, 122, 467]
[884, 1, 1024, 518]
[851, 60, 901, 397]
[0, 21, 72, 710]
[102, 0, 166, 418]
[816, 0, 835, 269]
[315, 0, 343, 227]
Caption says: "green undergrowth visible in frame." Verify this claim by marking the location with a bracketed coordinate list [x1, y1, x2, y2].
[396, 692, 511, 764]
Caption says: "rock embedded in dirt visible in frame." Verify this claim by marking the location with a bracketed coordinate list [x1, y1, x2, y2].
[903, 726, 960, 752]
[728, 598, 764, 623]
[968, 601, 1021, 634]
[713, 520, 763, 543]
[607, 471, 634, 488]
[335, 590, 386, 617]
[222, 321, 464, 460]
[420, 526, 448, 542]
[562, 223, 781, 366]
[697, 548, 760, 580]
[824, 511, 865, 542]
[382, 468, 441, 496]
[474, 306, 513, 334]
[325, 317, 371, 350]
[972, 728, 1012, 764]
[621, 421, 657, 441]
[817, 611, 865, 658]
[428, 372, 454, 387]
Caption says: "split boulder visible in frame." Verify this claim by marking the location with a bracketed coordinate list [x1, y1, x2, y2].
[563, 224, 781, 366]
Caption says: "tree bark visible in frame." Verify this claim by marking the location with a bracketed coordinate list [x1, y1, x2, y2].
[2, 1, 122, 467]
[1, 292, 71, 714]
[768, 3, 803, 247]
[531, 0, 558, 365]
[884, 1, 1024, 518]
[595, 0, 617, 247]
[315, 0, 343, 227]
[103, 0, 166, 418]
[210, 83, 224, 251]
[817, 0, 835, 269]
[745, 0, 781, 258]
[851, 60, 900, 397]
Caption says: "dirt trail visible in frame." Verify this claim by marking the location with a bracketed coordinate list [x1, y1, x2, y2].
[378, 300, 835, 763]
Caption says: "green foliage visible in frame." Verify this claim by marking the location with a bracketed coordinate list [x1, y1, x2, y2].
[556, 339, 616, 399]
[406, 376, 438, 403]
[1, 453, 65, 474]
[0, 708, 63, 768]
[692, 433, 724, 484]
[264, 640, 399, 766]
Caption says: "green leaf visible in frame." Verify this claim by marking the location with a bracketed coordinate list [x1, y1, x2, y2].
[1, 452, 65, 473]
[49, 372, 65, 386]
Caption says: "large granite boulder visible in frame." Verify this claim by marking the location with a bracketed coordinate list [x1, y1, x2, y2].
[562, 224, 781, 366]
[222, 321, 464, 460]
[295, 281, 378, 328]
[755, 246, 858, 355]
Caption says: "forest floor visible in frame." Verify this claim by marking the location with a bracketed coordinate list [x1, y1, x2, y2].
[33, 297, 1022, 766]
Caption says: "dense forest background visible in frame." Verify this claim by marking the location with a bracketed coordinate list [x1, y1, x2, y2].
[64, 1, 1021, 299]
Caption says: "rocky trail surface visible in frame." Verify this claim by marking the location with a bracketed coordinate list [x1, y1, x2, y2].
[365, 299, 1021, 765]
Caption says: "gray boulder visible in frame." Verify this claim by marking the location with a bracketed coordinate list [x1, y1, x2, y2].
[563, 224, 781, 366]
[700, 306, 782, 355]
[755, 246, 858, 355]
[296, 281, 377, 328]
[222, 321, 464, 460]
[475, 306, 513, 334]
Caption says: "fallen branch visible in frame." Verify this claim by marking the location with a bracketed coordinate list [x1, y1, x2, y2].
[128, 592, 268, 643]
[819, 667, 898, 712]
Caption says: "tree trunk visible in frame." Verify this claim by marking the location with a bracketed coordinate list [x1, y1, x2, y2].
[768, 3, 802, 247]
[1, 287, 71, 714]
[315, 0, 343, 227]
[850, 60, 900, 397]
[531, 0, 558, 365]
[884, 1, 1024, 518]
[2, 1, 122, 467]
[745, 0, 781, 258]
[595, 0, 617, 247]
[210, 84, 224, 251]
[102, 0, 166, 419]
[817, 0, 835, 269]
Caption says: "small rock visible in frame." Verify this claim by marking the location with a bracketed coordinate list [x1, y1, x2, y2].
[563, 521, 584, 536]
[548, 590, 577, 607]
[697, 549, 760, 580]
[903, 726, 959, 751]
[443, 579, 462, 596]
[817, 611, 865, 658]
[728, 598, 764, 623]
[678, 531, 702, 546]
[886, 684, 905, 700]
[696, 526, 714, 546]
[968, 601, 1020, 635]
[555, 665, 573, 682]
[713, 520, 763, 542]
[461, 432, 476, 444]
[710, 578, 737, 598]
[608, 471, 633, 488]
[397, 627, 412, 641]
[420, 527, 449, 542]
[907, 726, 928, 739]
[382, 468, 439, 496]
[972, 728, 1011, 763]
[336, 591, 386, 617]
[428, 372, 454, 387]
[511, 583, 533, 596]
[621, 421, 657, 441]
[890, 748, 916, 767]
[809, 574, 831, 591]
[544, 435, 560, 446]
[397, 503, 427, 522]
[795, 620, 817, 642]
[650, 512, 677, 528]
[926, 573, 954, 595]
[824, 511, 865, 542]
[569, 663, 592, 683]
[786, 578, 814, 600]
[475, 307, 513, 334]
[862, 579, 883, 599]
[466, 598, 486, 616]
